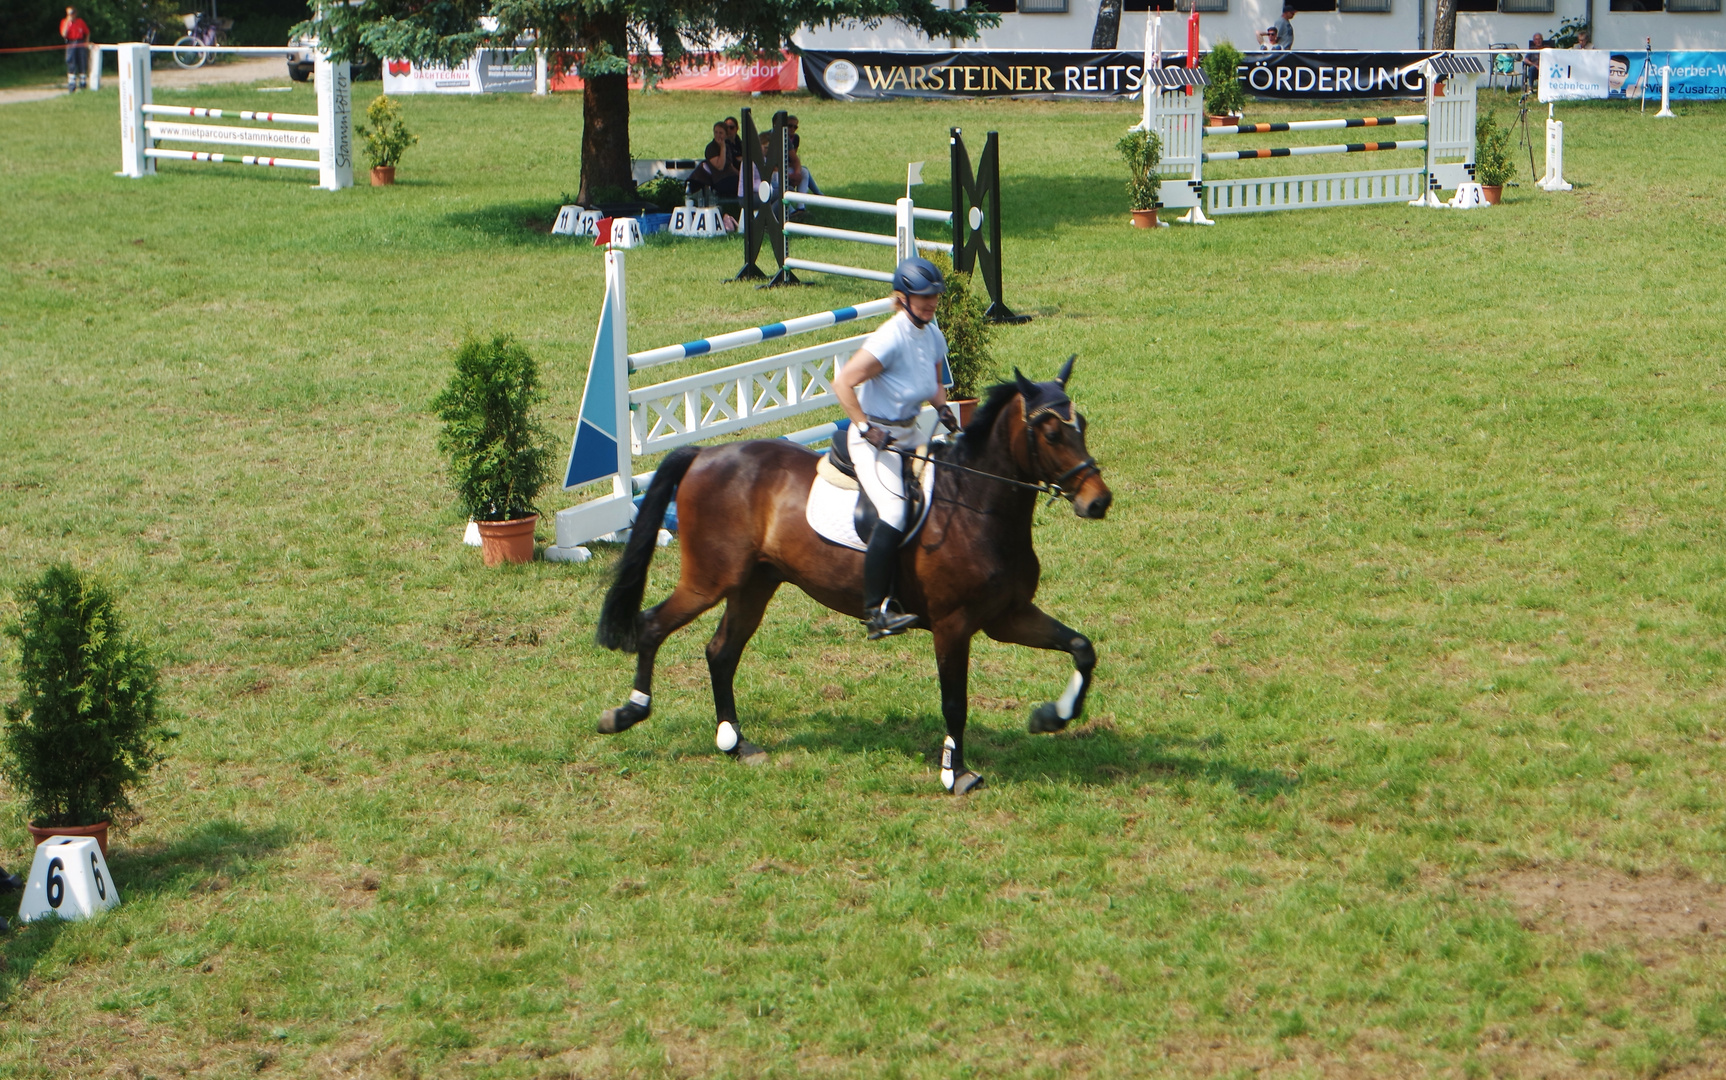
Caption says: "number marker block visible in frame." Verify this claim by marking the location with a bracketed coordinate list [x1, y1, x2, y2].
[19, 836, 119, 924]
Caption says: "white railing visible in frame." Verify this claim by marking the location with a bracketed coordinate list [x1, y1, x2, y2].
[116, 42, 352, 191]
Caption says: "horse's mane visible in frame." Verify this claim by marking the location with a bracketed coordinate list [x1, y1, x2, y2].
[954, 381, 1020, 462]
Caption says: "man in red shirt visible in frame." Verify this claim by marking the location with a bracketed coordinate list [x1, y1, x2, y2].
[60, 6, 91, 92]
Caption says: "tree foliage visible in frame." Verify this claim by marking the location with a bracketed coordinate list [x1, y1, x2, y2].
[3, 565, 171, 828]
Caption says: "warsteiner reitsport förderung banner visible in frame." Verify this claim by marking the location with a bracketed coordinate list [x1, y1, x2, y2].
[801, 51, 1153, 100]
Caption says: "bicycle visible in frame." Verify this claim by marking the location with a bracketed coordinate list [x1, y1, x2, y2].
[172, 13, 231, 70]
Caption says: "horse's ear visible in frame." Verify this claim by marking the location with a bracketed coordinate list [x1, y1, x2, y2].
[1014, 367, 1038, 401]
[1056, 354, 1076, 388]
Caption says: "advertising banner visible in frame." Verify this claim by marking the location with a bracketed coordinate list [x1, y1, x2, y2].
[801, 50, 1154, 100]
[1539, 49, 1611, 101]
[1237, 52, 1430, 99]
[382, 50, 534, 94]
[551, 51, 797, 93]
[1608, 50, 1726, 100]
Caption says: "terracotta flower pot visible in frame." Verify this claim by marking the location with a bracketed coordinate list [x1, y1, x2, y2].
[1130, 208, 1160, 229]
[1206, 114, 1242, 127]
[29, 821, 110, 858]
[370, 165, 396, 186]
[475, 515, 538, 566]
[951, 398, 980, 427]
[1481, 185, 1503, 204]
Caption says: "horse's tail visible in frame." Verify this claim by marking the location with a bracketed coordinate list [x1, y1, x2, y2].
[596, 445, 700, 653]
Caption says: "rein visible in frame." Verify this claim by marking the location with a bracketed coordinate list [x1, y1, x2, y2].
[881, 400, 1100, 504]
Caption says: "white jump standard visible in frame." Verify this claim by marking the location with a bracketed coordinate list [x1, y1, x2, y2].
[116, 42, 353, 190]
[546, 249, 898, 562]
[1133, 54, 1484, 220]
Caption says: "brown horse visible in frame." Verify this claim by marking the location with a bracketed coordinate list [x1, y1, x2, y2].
[593, 359, 1113, 794]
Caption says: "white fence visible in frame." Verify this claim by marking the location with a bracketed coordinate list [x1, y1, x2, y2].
[116, 43, 352, 191]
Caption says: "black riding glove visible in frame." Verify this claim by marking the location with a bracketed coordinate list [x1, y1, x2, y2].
[862, 424, 893, 451]
[936, 404, 959, 433]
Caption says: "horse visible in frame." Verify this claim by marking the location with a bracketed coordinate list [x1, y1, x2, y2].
[592, 358, 1113, 794]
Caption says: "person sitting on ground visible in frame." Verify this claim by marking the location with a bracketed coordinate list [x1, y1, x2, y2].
[831, 257, 960, 641]
[1258, 4, 1294, 51]
[686, 120, 739, 199]
[723, 116, 743, 162]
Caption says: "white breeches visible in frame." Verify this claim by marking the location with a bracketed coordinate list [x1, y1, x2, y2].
[848, 421, 922, 532]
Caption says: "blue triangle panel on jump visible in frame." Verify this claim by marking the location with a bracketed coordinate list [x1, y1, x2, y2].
[564, 418, 619, 489]
[562, 276, 623, 489]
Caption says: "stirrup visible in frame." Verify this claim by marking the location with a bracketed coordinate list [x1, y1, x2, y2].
[864, 603, 918, 640]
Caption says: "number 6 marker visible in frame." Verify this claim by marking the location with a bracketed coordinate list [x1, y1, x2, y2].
[20, 836, 119, 923]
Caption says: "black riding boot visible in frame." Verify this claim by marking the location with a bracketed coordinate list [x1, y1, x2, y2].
[862, 523, 917, 640]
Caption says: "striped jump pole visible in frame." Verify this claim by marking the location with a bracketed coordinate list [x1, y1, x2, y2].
[145, 148, 321, 170]
[1203, 140, 1427, 163]
[143, 104, 320, 126]
[627, 297, 896, 371]
[1204, 114, 1427, 136]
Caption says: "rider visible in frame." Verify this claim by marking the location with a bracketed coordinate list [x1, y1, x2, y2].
[832, 256, 961, 640]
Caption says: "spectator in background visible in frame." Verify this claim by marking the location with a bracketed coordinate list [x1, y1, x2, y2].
[1525, 32, 1547, 90]
[784, 115, 821, 200]
[687, 120, 739, 201]
[60, 6, 91, 93]
[1258, 4, 1294, 51]
[723, 116, 743, 162]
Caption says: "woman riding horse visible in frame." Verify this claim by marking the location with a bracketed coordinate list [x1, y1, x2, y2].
[594, 282, 1113, 794]
[832, 256, 961, 640]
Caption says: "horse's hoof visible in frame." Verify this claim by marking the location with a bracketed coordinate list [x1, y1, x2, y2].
[597, 699, 650, 734]
[1028, 702, 1068, 734]
[728, 738, 769, 766]
[950, 771, 986, 795]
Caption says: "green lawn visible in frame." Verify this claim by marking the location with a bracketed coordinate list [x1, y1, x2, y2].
[2, 80, 1725, 1078]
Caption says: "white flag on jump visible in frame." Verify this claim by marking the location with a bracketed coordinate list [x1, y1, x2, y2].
[906, 161, 925, 187]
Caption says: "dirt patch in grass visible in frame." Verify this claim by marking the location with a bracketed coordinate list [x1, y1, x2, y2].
[1496, 863, 1726, 948]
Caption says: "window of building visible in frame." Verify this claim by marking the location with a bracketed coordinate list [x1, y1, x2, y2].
[967, 0, 1017, 13]
[1286, 0, 1338, 11]
[1337, 0, 1393, 12]
[1499, 0, 1554, 12]
[1017, 0, 1069, 10]
[1665, 0, 1723, 11]
[1456, 0, 1497, 12]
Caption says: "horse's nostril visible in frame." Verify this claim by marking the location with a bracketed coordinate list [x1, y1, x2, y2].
[1085, 493, 1112, 519]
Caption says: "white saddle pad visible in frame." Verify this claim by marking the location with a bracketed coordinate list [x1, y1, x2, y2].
[806, 454, 938, 552]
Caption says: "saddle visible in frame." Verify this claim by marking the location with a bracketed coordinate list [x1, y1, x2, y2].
[812, 433, 932, 549]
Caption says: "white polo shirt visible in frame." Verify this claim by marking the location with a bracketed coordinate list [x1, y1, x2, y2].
[856, 311, 950, 424]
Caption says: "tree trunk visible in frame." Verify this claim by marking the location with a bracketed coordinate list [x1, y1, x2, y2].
[1091, 0, 1122, 50]
[1431, 0, 1457, 51]
[577, 9, 631, 207]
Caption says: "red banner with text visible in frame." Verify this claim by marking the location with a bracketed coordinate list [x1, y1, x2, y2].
[550, 51, 798, 93]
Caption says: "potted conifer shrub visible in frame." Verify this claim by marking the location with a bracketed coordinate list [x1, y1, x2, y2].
[432, 334, 554, 566]
[1202, 42, 1247, 126]
[3, 565, 171, 857]
[357, 94, 417, 186]
[1116, 129, 1164, 228]
[1474, 112, 1515, 204]
[927, 252, 997, 425]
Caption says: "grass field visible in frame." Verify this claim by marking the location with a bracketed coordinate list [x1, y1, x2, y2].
[2, 79, 1726, 1078]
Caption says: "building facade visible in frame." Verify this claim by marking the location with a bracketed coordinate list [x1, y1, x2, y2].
[794, 0, 1725, 54]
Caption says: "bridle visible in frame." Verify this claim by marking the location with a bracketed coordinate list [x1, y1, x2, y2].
[882, 391, 1101, 504]
[1023, 397, 1101, 500]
